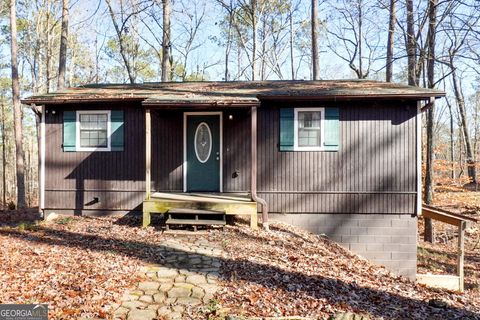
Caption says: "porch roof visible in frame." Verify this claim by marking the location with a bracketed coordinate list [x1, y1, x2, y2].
[21, 80, 445, 105]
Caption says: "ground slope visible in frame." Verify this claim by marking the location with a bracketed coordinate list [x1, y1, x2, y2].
[214, 220, 480, 320]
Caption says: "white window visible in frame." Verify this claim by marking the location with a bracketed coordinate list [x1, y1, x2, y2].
[294, 107, 325, 151]
[76, 110, 111, 151]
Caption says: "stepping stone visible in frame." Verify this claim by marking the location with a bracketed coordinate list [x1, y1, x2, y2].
[157, 268, 178, 278]
[127, 309, 156, 320]
[138, 281, 160, 291]
[153, 293, 165, 303]
[121, 300, 147, 310]
[139, 295, 153, 303]
[175, 297, 202, 306]
[191, 287, 205, 299]
[186, 274, 207, 285]
[167, 286, 191, 298]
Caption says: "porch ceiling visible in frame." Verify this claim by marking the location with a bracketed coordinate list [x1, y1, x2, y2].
[22, 80, 445, 105]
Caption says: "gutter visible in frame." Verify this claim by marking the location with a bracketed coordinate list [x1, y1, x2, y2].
[250, 106, 269, 230]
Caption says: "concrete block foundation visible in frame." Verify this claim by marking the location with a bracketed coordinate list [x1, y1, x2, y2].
[270, 213, 418, 279]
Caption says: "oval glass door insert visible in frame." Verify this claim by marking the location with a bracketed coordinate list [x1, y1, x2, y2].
[194, 122, 212, 163]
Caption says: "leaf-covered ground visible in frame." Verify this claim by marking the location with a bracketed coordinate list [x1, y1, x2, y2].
[0, 210, 479, 319]
[214, 220, 480, 320]
[417, 189, 480, 312]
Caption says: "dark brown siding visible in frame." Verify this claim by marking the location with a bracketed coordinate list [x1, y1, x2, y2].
[44, 102, 145, 212]
[257, 101, 418, 214]
[151, 110, 184, 192]
[150, 109, 251, 193]
[44, 101, 417, 215]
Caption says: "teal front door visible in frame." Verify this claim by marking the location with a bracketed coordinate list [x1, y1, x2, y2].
[185, 114, 221, 192]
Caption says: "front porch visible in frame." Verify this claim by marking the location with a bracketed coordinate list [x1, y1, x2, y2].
[143, 192, 258, 229]
[142, 104, 268, 231]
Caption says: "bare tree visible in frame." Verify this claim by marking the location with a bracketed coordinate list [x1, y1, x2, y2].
[9, 0, 26, 208]
[57, 0, 69, 90]
[1, 98, 6, 208]
[385, 0, 395, 82]
[405, 0, 416, 86]
[161, 0, 172, 82]
[311, 0, 319, 80]
[424, 0, 437, 242]
[105, 0, 136, 84]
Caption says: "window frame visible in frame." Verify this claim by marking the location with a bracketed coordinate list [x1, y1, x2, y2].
[76, 110, 112, 152]
[293, 107, 325, 151]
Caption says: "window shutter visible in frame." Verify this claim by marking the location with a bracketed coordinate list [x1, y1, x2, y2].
[63, 111, 76, 152]
[279, 108, 294, 151]
[111, 110, 124, 151]
[324, 107, 340, 151]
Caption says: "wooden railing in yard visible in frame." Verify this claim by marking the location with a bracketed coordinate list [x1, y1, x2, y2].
[417, 205, 478, 292]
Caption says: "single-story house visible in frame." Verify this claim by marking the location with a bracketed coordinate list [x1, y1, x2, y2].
[22, 80, 444, 279]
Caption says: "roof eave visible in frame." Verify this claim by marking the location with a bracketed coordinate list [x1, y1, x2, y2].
[21, 97, 146, 105]
[257, 93, 445, 101]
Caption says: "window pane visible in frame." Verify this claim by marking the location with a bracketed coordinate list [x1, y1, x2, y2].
[79, 112, 109, 148]
[298, 128, 321, 147]
[298, 111, 321, 129]
[297, 110, 322, 148]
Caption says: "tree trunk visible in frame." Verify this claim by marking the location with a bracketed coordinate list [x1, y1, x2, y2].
[162, 0, 172, 82]
[105, 0, 136, 84]
[289, 3, 295, 80]
[424, 0, 437, 243]
[57, 0, 69, 90]
[450, 61, 477, 185]
[225, 10, 233, 81]
[357, 0, 363, 78]
[1, 99, 6, 208]
[9, 0, 26, 209]
[386, 0, 395, 82]
[251, 0, 257, 81]
[311, 0, 319, 80]
[406, 0, 416, 86]
[446, 98, 455, 179]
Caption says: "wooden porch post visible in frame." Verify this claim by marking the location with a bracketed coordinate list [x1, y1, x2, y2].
[458, 220, 466, 292]
[145, 109, 151, 199]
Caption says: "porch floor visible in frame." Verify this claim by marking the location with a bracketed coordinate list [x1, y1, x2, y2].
[143, 192, 258, 229]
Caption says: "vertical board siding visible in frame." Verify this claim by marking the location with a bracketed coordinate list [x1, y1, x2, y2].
[150, 109, 251, 193]
[257, 101, 417, 214]
[44, 102, 145, 211]
[223, 110, 251, 192]
[44, 102, 416, 215]
[151, 110, 184, 191]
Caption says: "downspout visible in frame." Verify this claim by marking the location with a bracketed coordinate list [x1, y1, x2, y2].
[38, 104, 45, 219]
[251, 106, 269, 230]
[416, 100, 423, 217]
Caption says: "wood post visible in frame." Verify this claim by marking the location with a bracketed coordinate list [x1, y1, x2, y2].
[458, 220, 466, 292]
[145, 109, 151, 199]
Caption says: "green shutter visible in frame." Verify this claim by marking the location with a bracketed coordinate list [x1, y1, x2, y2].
[63, 111, 76, 152]
[324, 107, 340, 151]
[279, 108, 294, 151]
[111, 110, 124, 151]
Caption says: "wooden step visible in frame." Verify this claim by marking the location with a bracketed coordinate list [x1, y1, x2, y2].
[165, 218, 226, 226]
[167, 208, 225, 215]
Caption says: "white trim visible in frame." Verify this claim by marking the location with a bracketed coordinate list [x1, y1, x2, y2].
[183, 112, 223, 192]
[40, 105, 46, 212]
[75, 110, 111, 152]
[416, 101, 423, 216]
[194, 122, 213, 163]
[293, 107, 325, 151]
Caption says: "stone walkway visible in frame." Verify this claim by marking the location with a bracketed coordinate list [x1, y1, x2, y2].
[113, 237, 223, 320]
